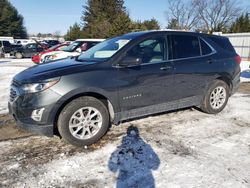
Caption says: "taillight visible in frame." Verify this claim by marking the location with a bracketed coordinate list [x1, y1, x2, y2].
[235, 55, 241, 64]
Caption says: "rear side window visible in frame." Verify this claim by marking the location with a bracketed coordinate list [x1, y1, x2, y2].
[172, 35, 200, 59]
[208, 36, 235, 52]
[200, 38, 213, 55]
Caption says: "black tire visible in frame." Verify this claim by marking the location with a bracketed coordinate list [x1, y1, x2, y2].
[15, 52, 23, 59]
[58, 96, 110, 147]
[200, 80, 229, 114]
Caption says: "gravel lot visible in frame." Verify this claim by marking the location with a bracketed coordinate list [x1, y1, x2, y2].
[0, 58, 250, 188]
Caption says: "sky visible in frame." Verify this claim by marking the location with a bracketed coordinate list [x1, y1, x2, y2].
[8, 0, 250, 35]
[8, 0, 169, 35]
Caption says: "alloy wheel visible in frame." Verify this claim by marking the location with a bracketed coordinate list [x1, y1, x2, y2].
[69, 107, 103, 140]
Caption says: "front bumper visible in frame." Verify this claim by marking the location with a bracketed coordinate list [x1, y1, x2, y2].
[8, 88, 62, 137]
[15, 116, 53, 137]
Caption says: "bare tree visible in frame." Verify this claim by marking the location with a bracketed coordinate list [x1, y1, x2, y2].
[193, 0, 242, 33]
[166, 0, 199, 30]
[53, 30, 61, 39]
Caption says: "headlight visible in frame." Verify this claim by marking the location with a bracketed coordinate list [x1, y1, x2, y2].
[21, 78, 60, 93]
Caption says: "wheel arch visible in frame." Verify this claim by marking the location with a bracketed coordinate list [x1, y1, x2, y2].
[216, 74, 232, 94]
[52, 91, 116, 135]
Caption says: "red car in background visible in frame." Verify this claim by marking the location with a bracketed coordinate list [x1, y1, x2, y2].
[32, 43, 69, 64]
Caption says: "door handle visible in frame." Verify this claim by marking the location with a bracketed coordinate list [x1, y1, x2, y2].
[207, 59, 213, 64]
[160, 66, 172, 71]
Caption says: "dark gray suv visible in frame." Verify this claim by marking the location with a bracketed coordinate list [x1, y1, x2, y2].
[8, 31, 241, 146]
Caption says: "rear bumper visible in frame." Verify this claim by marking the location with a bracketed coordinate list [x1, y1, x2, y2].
[231, 71, 241, 95]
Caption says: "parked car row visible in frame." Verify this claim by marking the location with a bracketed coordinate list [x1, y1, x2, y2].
[10, 43, 45, 59]
[0, 40, 22, 53]
[32, 39, 104, 64]
[32, 43, 69, 63]
[0, 39, 63, 58]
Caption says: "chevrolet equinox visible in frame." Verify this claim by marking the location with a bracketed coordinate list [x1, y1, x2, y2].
[9, 31, 241, 146]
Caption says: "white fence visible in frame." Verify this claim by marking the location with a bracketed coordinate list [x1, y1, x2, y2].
[220, 33, 250, 61]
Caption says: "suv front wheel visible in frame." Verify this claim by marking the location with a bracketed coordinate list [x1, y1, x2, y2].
[201, 80, 229, 114]
[58, 96, 110, 147]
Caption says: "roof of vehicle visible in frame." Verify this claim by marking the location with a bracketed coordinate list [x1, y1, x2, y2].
[75, 39, 105, 42]
[121, 30, 227, 40]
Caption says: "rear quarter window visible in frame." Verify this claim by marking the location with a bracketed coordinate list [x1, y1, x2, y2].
[207, 36, 235, 53]
[200, 38, 213, 55]
[171, 35, 200, 59]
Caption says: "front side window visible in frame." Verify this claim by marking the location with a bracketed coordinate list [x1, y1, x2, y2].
[172, 35, 200, 59]
[126, 37, 166, 64]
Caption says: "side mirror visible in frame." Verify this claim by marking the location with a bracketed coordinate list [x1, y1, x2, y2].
[119, 56, 142, 67]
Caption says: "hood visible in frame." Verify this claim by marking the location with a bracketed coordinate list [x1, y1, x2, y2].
[14, 58, 99, 83]
[43, 51, 67, 56]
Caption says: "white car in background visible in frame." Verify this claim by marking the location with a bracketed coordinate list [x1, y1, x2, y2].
[40, 39, 105, 63]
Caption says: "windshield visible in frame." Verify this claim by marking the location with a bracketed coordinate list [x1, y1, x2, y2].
[63, 41, 82, 52]
[77, 37, 131, 61]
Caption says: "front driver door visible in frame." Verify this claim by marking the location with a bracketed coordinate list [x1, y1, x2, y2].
[117, 35, 175, 117]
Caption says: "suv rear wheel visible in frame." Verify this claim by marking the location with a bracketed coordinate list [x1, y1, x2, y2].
[201, 80, 229, 114]
[58, 96, 110, 147]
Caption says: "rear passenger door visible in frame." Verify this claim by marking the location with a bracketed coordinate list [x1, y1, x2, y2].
[170, 34, 218, 101]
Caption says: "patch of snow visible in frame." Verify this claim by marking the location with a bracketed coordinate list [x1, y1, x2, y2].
[240, 61, 250, 82]
[1, 94, 249, 187]
[0, 59, 33, 114]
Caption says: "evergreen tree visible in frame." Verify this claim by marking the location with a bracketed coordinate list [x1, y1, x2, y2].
[132, 20, 147, 31]
[131, 19, 160, 32]
[142, 18, 160, 30]
[81, 0, 132, 38]
[230, 13, 250, 33]
[0, 0, 27, 38]
[65, 23, 82, 41]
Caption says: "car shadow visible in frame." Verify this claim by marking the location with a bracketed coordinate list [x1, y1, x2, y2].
[0, 61, 9, 63]
[108, 125, 160, 188]
[241, 70, 250, 78]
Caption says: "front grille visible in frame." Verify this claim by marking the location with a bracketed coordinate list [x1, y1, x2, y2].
[9, 79, 21, 102]
[11, 79, 21, 87]
[9, 87, 18, 102]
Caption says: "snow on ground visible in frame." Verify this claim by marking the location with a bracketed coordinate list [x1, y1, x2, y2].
[0, 93, 250, 187]
[240, 61, 250, 82]
[0, 58, 33, 114]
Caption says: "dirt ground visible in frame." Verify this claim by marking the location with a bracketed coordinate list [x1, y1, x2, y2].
[0, 82, 249, 187]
